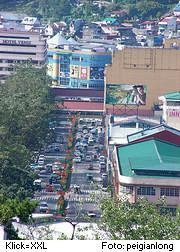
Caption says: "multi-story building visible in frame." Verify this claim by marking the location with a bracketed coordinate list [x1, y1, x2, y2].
[112, 138, 180, 213]
[0, 28, 46, 82]
[105, 47, 180, 116]
[47, 34, 112, 90]
[159, 92, 180, 130]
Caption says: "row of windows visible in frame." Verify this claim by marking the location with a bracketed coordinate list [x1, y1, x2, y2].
[59, 77, 69, 86]
[0, 51, 36, 55]
[0, 35, 30, 39]
[167, 101, 180, 106]
[160, 188, 179, 197]
[0, 59, 39, 64]
[135, 186, 179, 197]
[0, 67, 14, 71]
[137, 186, 156, 196]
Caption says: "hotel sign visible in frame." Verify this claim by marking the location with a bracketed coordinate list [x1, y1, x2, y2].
[167, 109, 180, 118]
[0, 40, 31, 45]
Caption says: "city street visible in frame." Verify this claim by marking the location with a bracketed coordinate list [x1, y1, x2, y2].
[33, 113, 111, 222]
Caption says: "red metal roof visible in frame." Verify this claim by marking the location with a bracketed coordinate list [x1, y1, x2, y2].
[57, 101, 104, 111]
[51, 88, 104, 98]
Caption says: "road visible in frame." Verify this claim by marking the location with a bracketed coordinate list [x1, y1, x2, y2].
[33, 113, 111, 222]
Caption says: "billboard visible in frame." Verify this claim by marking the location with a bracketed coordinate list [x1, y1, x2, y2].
[90, 67, 104, 80]
[106, 84, 147, 105]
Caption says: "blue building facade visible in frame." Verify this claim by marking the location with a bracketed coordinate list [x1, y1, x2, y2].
[47, 48, 112, 90]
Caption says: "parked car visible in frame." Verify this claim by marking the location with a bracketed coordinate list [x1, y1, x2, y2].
[88, 163, 94, 170]
[74, 185, 81, 193]
[85, 155, 92, 162]
[73, 157, 82, 163]
[33, 179, 42, 191]
[87, 211, 96, 218]
[38, 157, 44, 165]
[39, 201, 48, 213]
[99, 155, 105, 162]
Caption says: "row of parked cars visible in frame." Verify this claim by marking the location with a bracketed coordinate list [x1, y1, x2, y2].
[73, 118, 105, 164]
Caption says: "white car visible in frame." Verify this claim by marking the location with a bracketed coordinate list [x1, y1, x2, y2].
[39, 202, 48, 213]
[38, 159, 44, 165]
[86, 155, 92, 162]
[99, 155, 105, 162]
[73, 157, 82, 163]
[87, 211, 96, 218]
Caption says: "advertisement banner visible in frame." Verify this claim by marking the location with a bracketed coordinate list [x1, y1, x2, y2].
[90, 67, 104, 80]
[167, 109, 180, 117]
[106, 84, 147, 105]
[80, 67, 88, 79]
[70, 65, 79, 78]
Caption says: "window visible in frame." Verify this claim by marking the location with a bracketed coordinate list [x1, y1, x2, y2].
[0, 43, 36, 47]
[0, 51, 36, 55]
[160, 187, 179, 197]
[160, 207, 177, 216]
[137, 186, 156, 196]
[59, 77, 69, 86]
[7, 68, 13, 71]
[71, 78, 79, 88]
[167, 101, 180, 106]
[0, 36, 30, 39]
[72, 56, 80, 61]
[89, 83, 103, 89]
[121, 185, 133, 194]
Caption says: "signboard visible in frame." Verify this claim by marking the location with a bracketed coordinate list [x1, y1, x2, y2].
[90, 67, 104, 80]
[0, 39, 31, 45]
[80, 67, 88, 79]
[167, 109, 180, 118]
[70, 65, 79, 78]
[106, 84, 147, 105]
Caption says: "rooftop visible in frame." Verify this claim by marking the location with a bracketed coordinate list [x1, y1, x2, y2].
[117, 139, 180, 179]
[127, 124, 180, 144]
[164, 91, 180, 101]
[57, 101, 104, 111]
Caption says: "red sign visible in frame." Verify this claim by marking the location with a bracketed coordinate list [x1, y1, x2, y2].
[168, 109, 180, 117]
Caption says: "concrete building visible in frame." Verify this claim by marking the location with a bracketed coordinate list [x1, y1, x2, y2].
[0, 28, 46, 82]
[112, 138, 180, 212]
[105, 47, 180, 116]
[159, 92, 180, 130]
[47, 34, 112, 90]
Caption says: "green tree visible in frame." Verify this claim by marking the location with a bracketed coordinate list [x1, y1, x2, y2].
[100, 198, 180, 240]
[0, 64, 53, 199]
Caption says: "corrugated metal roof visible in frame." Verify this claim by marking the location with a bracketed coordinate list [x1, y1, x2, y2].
[164, 91, 180, 101]
[57, 101, 104, 111]
[51, 88, 104, 97]
[117, 139, 180, 178]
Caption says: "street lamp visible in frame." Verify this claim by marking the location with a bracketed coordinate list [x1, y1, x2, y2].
[65, 218, 78, 240]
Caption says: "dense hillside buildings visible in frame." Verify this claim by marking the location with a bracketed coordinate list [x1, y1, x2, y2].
[0, 28, 46, 82]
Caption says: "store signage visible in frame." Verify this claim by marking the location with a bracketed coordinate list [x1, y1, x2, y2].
[0, 40, 31, 45]
[168, 109, 180, 117]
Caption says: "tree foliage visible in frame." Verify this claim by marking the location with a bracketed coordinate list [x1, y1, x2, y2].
[1, 0, 178, 21]
[0, 64, 53, 199]
[100, 198, 180, 240]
